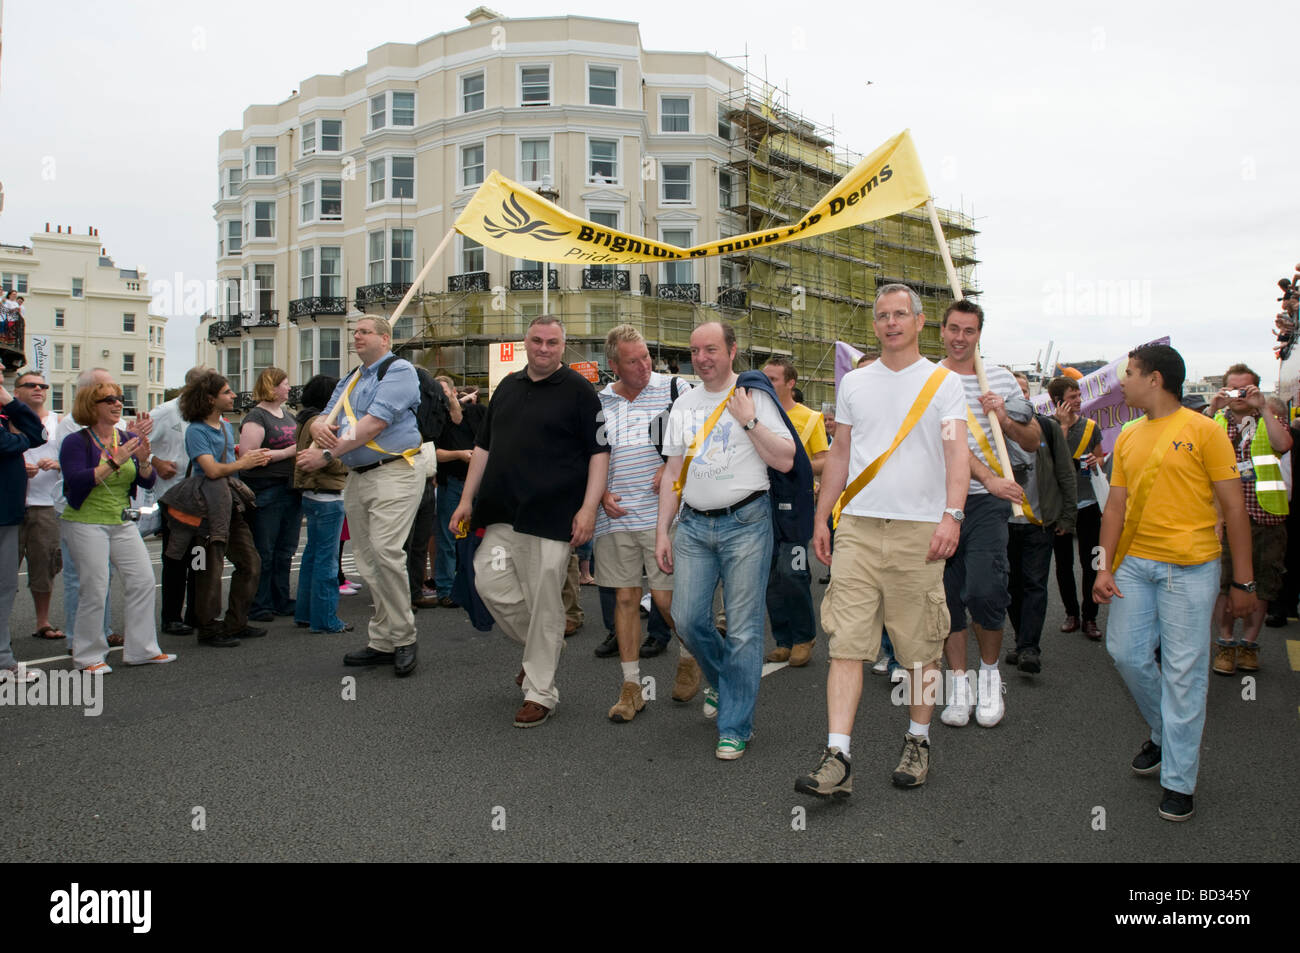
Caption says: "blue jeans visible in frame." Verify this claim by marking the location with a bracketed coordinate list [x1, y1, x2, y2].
[60, 537, 112, 649]
[766, 538, 815, 648]
[295, 496, 346, 631]
[1106, 556, 1217, 795]
[249, 483, 301, 614]
[434, 478, 464, 597]
[671, 495, 773, 743]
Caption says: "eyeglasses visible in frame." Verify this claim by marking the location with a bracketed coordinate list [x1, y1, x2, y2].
[18, 383, 50, 390]
[96, 395, 124, 405]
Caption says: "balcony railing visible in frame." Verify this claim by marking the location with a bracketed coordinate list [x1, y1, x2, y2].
[448, 272, 490, 293]
[718, 287, 748, 310]
[581, 268, 630, 292]
[287, 385, 303, 406]
[639, 274, 651, 296]
[288, 296, 347, 320]
[207, 320, 241, 343]
[509, 269, 558, 291]
[235, 391, 255, 413]
[656, 283, 700, 303]
[355, 282, 411, 307]
[239, 310, 280, 329]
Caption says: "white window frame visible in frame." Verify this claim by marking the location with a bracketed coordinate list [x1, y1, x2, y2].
[460, 70, 485, 114]
[71, 278, 83, 299]
[251, 200, 275, 239]
[254, 144, 276, 176]
[369, 90, 416, 131]
[302, 177, 343, 224]
[299, 248, 315, 299]
[518, 64, 551, 107]
[226, 219, 242, 255]
[320, 118, 343, 152]
[2, 273, 28, 294]
[660, 227, 695, 285]
[518, 136, 552, 185]
[718, 169, 735, 209]
[366, 155, 415, 206]
[367, 231, 385, 285]
[369, 93, 387, 132]
[587, 136, 620, 185]
[54, 308, 64, 328]
[300, 181, 316, 224]
[459, 235, 485, 274]
[461, 143, 485, 191]
[390, 155, 415, 199]
[391, 91, 415, 127]
[660, 161, 693, 206]
[318, 246, 342, 298]
[123, 313, 135, 333]
[659, 94, 693, 133]
[587, 64, 619, 107]
[390, 229, 414, 286]
[301, 120, 317, 156]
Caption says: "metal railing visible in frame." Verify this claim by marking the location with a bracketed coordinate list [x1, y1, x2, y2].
[509, 269, 558, 291]
[581, 268, 630, 291]
[448, 272, 490, 293]
[656, 283, 700, 303]
[207, 320, 241, 342]
[288, 296, 347, 320]
[355, 282, 411, 307]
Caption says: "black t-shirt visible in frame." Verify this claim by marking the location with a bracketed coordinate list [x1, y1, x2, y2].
[240, 404, 298, 485]
[472, 365, 608, 541]
[435, 402, 486, 485]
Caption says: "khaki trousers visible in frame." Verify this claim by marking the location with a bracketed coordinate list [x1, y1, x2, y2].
[344, 460, 424, 651]
[475, 524, 570, 708]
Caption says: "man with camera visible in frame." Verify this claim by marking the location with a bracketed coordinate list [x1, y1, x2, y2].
[1207, 364, 1292, 675]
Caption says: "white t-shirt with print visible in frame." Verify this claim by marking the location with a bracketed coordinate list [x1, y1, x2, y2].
[663, 378, 791, 511]
[836, 357, 967, 523]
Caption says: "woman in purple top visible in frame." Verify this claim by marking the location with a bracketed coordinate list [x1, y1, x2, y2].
[239, 367, 301, 620]
[59, 380, 174, 673]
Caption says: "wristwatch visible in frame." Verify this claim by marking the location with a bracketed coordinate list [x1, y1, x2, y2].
[943, 507, 964, 522]
[322, 449, 334, 463]
[743, 417, 759, 431]
[1230, 580, 1257, 593]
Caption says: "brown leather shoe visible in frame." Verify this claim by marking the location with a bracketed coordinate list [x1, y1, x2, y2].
[672, 657, 701, 702]
[1082, 620, 1102, 641]
[1236, 641, 1259, 672]
[608, 681, 646, 722]
[765, 646, 792, 663]
[1212, 642, 1237, 676]
[1060, 616, 1080, 633]
[564, 620, 582, 637]
[514, 700, 552, 728]
[789, 640, 815, 667]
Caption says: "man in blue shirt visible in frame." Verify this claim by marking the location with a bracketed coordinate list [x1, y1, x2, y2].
[300, 316, 423, 677]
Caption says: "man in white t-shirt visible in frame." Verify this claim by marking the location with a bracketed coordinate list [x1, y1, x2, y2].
[15, 370, 62, 640]
[655, 321, 794, 761]
[937, 300, 1040, 730]
[795, 284, 969, 795]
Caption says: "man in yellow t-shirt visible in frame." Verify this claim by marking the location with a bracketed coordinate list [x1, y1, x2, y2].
[1093, 344, 1255, 823]
[762, 357, 828, 666]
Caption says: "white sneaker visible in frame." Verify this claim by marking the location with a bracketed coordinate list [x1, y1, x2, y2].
[940, 671, 975, 727]
[871, 657, 890, 676]
[976, 667, 1005, 727]
[702, 687, 719, 719]
[1, 663, 39, 683]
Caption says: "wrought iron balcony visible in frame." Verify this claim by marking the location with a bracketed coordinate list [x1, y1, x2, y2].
[355, 282, 411, 307]
[448, 272, 490, 293]
[639, 274, 651, 296]
[509, 269, 558, 291]
[239, 310, 280, 329]
[656, 283, 700, 303]
[235, 391, 255, 412]
[718, 287, 748, 310]
[287, 385, 303, 406]
[581, 268, 630, 292]
[207, 320, 241, 343]
[288, 296, 347, 320]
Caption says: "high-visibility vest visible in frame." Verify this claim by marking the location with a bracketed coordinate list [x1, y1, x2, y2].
[1214, 411, 1288, 515]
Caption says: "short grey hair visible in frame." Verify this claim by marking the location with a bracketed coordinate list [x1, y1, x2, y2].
[604, 324, 643, 358]
[75, 367, 112, 391]
[528, 314, 565, 338]
[874, 283, 922, 317]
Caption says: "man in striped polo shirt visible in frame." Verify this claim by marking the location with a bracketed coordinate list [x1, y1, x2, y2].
[596, 325, 693, 722]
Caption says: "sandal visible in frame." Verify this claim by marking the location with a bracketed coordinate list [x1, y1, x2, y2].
[31, 625, 65, 640]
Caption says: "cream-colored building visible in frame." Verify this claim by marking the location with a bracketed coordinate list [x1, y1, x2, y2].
[1, 225, 166, 415]
[202, 9, 977, 407]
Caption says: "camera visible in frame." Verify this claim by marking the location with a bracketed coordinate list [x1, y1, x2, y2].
[1225, 389, 1244, 399]
[121, 508, 141, 522]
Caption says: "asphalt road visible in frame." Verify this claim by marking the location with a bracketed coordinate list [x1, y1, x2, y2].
[3, 536, 1297, 863]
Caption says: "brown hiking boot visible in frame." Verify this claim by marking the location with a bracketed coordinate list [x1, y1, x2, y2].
[1236, 641, 1259, 672]
[672, 657, 701, 702]
[765, 646, 791, 663]
[789, 640, 815, 667]
[608, 681, 646, 723]
[1212, 641, 1237, 676]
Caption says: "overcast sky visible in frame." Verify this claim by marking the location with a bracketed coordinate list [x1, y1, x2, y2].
[2, 0, 1296, 387]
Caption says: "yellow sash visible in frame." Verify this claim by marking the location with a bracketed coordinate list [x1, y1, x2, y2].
[797, 409, 822, 449]
[340, 370, 420, 467]
[1111, 409, 1191, 572]
[1071, 417, 1096, 460]
[966, 406, 1004, 477]
[673, 386, 735, 499]
[832, 367, 950, 528]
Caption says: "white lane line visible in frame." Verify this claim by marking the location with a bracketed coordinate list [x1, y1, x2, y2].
[761, 661, 789, 677]
[25, 647, 123, 667]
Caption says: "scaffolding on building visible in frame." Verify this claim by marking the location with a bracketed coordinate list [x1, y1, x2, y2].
[381, 66, 980, 410]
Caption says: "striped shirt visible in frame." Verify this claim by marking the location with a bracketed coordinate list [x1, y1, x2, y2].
[952, 364, 1035, 496]
[594, 372, 688, 537]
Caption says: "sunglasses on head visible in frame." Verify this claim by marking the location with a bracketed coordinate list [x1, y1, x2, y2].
[96, 395, 124, 405]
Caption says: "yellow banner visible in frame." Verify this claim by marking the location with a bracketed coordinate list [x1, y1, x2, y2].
[453, 129, 931, 265]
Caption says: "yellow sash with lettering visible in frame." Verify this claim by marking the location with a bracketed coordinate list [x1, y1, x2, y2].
[673, 386, 736, 499]
[832, 367, 949, 528]
[340, 370, 420, 466]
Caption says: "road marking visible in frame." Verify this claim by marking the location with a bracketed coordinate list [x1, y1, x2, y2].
[25, 647, 122, 667]
[1287, 640, 1300, 672]
[761, 661, 788, 677]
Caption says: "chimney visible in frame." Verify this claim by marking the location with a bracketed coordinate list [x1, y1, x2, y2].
[45, 223, 50, 232]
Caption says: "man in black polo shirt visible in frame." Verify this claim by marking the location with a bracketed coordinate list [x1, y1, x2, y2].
[450, 315, 609, 728]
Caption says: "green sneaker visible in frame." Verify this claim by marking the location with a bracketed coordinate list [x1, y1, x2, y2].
[702, 687, 719, 719]
[715, 737, 746, 760]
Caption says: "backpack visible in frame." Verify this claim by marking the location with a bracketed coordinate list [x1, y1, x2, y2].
[366, 355, 449, 443]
